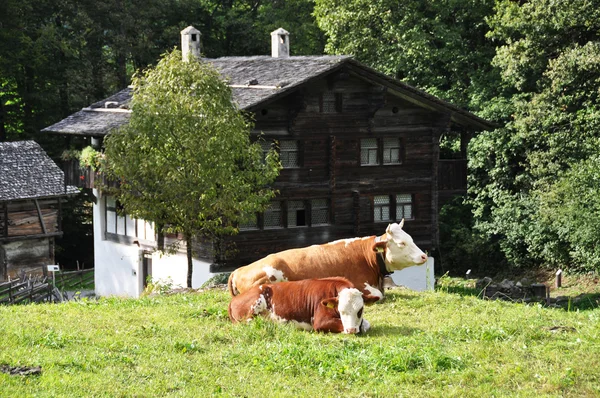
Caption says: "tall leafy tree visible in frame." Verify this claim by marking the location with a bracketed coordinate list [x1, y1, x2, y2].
[314, 0, 498, 109]
[104, 50, 280, 287]
[469, 0, 600, 271]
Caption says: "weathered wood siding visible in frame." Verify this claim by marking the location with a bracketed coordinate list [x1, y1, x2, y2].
[0, 199, 63, 281]
[215, 68, 448, 270]
[0, 238, 53, 281]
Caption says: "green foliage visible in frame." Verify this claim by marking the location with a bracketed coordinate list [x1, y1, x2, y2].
[469, 2, 600, 272]
[314, 0, 499, 109]
[1, 290, 599, 396]
[437, 197, 506, 276]
[78, 146, 105, 171]
[104, 50, 280, 285]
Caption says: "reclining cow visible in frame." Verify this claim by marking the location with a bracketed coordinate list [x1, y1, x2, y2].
[228, 220, 427, 298]
[228, 277, 380, 334]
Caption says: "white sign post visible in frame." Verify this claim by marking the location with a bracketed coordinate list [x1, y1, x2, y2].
[47, 265, 60, 286]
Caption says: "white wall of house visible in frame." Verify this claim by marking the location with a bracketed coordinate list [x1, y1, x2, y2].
[149, 253, 214, 290]
[93, 190, 216, 298]
[390, 257, 435, 291]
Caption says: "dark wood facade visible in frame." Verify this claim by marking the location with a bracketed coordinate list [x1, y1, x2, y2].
[216, 68, 471, 270]
[48, 54, 491, 274]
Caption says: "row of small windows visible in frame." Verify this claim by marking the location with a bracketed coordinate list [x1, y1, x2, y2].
[259, 137, 404, 169]
[240, 194, 413, 231]
[240, 199, 329, 230]
[105, 194, 414, 237]
[105, 196, 155, 240]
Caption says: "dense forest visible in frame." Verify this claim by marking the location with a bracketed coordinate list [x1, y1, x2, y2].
[2, 0, 599, 274]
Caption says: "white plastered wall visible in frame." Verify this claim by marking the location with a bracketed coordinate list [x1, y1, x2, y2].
[93, 189, 216, 298]
[390, 257, 435, 291]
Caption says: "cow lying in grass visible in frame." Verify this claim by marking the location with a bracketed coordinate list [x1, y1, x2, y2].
[228, 220, 427, 298]
[228, 277, 380, 334]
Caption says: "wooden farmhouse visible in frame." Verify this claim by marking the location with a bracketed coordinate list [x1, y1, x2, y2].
[43, 27, 493, 297]
[0, 141, 79, 281]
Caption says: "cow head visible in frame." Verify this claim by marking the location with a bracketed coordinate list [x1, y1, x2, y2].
[321, 288, 380, 334]
[372, 220, 428, 271]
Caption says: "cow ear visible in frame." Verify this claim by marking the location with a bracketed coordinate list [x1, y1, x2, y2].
[372, 240, 386, 253]
[362, 294, 381, 305]
[321, 297, 338, 309]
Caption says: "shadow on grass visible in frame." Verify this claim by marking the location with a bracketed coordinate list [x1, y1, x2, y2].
[437, 286, 600, 312]
[436, 285, 480, 297]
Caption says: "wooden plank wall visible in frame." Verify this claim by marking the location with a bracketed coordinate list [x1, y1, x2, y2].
[0, 199, 60, 238]
[214, 68, 447, 270]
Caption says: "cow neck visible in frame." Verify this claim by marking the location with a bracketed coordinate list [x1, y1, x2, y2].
[374, 236, 392, 277]
[377, 251, 391, 277]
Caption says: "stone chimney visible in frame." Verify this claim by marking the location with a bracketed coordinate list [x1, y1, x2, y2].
[271, 28, 290, 58]
[181, 26, 201, 61]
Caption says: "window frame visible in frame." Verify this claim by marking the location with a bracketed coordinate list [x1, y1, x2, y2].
[360, 136, 405, 166]
[238, 198, 330, 231]
[279, 139, 302, 169]
[372, 193, 415, 223]
[104, 195, 156, 244]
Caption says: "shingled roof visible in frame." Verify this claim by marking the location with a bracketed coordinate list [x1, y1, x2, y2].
[42, 55, 493, 137]
[0, 141, 79, 202]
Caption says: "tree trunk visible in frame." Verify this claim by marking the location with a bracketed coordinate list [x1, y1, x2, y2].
[186, 233, 193, 288]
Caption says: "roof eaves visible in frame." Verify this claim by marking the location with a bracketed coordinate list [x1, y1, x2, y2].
[345, 59, 496, 131]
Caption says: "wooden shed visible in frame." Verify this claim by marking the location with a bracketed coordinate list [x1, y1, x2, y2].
[42, 27, 493, 286]
[0, 141, 79, 280]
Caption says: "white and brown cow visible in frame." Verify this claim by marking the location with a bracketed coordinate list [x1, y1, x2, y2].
[228, 220, 427, 298]
[228, 277, 380, 334]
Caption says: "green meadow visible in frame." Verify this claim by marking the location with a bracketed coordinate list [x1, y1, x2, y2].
[1, 285, 599, 397]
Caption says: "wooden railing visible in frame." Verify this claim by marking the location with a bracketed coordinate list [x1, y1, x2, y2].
[0, 269, 94, 305]
[0, 277, 54, 304]
[62, 159, 116, 189]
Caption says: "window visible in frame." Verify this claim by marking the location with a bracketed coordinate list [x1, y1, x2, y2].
[396, 194, 413, 219]
[259, 140, 272, 161]
[383, 137, 402, 164]
[238, 214, 258, 230]
[361, 138, 379, 165]
[264, 202, 283, 229]
[361, 137, 404, 166]
[239, 199, 329, 231]
[320, 92, 342, 113]
[373, 194, 414, 222]
[105, 195, 155, 242]
[311, 199, 329, 225]
[280, 140, 300, 168]
[374, 195, 391, 222]
[288, 200, 306, 227]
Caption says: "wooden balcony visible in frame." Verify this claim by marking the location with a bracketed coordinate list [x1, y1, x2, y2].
[438, 159, 468, 208]
[62, 159, 114, 190]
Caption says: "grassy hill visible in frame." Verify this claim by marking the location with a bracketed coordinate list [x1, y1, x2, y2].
[1, 285, 599, 397]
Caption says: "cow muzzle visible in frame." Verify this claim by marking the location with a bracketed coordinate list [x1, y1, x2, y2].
[343, 327, 359, 334]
